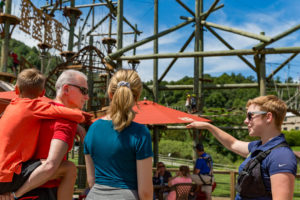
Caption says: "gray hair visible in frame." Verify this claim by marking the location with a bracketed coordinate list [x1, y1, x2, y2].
[55, 69, 88, 97]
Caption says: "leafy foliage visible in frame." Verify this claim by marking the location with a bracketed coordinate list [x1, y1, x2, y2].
[283, 130, 300, 146]
[143, 73, 297, 163]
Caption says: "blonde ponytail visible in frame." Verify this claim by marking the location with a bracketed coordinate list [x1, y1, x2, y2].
[107, 69, 142, 132]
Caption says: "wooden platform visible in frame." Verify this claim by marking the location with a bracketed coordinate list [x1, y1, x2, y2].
[0, 72, 16, 83]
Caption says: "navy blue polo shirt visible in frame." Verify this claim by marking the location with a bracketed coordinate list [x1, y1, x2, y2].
[235, 134, 297, 200]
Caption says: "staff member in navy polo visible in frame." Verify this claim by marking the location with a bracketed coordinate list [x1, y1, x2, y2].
[191, 143, 214, 200]
[187, 95, 296, 200]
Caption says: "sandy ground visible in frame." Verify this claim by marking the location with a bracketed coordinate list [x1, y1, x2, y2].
[212, 197, 230, 200]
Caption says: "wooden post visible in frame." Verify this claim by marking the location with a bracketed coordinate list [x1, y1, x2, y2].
[116, 0, 123, 68]
[255, 32, 266, 96]
[68, 0, 75, 52]
[0, 0, 12, 72]
[153, 0, 159, 167]
[87, 0, 95, 111]
[230, 171, 236, 200]
[153, 126, 159, 167]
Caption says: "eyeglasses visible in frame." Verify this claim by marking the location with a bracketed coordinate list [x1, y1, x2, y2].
[68, 84, 89, 95]
[158, 165, 165, 168]
[247, 111, 267, 121]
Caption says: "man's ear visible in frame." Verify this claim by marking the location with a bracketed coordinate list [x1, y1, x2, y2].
[62, 84, 69, 95]
[266, 112, 273, 123]
[15, 85, 20, 96]
[39, 89, 46, 97]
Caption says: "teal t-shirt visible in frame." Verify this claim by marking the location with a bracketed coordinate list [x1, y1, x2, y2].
[84, 119, 153, 190]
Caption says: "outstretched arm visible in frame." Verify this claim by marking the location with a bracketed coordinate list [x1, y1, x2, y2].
[187, 121, 249, 157]
[31, 99, 84, 123]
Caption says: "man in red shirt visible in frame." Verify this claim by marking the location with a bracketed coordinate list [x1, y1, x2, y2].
[9, 51, 19, 76]
[13, 69, 89, 200]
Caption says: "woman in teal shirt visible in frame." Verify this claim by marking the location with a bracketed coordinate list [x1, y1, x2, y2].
[84, 69, 153, 200]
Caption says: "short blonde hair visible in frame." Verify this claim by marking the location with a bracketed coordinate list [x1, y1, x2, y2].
[16, 68, 45, 98]
[108, 69, 142, 132]
[246, 95, 287, 129]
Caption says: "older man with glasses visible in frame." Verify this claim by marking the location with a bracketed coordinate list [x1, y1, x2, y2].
[11, 70, 90, 200]
[187, 95, 296, 200]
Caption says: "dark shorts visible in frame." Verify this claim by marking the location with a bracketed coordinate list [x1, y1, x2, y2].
[19, 187, 57, 200]
[12, 62, 18, 68]
[0, 160, 41, 194]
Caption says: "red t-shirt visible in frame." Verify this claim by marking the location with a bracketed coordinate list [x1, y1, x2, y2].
[10, 53, 19, 64]
[0, 99, 83, 182]
[33, 102, 78, 188]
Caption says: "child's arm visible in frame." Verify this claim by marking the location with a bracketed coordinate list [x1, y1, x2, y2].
[30, 99, 84, 123]
[14, 139, 69, 198]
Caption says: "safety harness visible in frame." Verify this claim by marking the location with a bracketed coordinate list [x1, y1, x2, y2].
[236, 142, 289, 198]
[198, 154, 214, 185]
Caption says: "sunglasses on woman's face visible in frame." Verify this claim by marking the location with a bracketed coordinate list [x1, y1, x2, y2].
[158, 165, 165, 168]
[247, 111, 267, 121]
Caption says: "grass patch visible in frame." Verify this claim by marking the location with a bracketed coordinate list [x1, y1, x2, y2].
[291, 146, 300, 151]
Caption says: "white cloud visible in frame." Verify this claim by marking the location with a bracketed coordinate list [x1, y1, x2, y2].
[7, 0, 300, 83]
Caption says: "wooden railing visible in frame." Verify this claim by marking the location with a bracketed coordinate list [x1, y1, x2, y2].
[76, 165, 238, 200]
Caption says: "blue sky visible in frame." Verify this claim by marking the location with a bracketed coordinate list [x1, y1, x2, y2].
[12, 0, 300, 82]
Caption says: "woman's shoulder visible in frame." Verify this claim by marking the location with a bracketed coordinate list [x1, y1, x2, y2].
[269, 145, 296, 158]
[92, 118, 111, 125]
[128, 121, 149, 133]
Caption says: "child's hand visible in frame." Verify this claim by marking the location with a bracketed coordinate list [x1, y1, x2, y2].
[0, 192, 14, 200]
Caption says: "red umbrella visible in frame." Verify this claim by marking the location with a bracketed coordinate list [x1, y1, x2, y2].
[133, 100, 210, 124]
[93, 100, 210, 124]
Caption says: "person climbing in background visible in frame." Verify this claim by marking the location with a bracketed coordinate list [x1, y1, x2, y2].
[185, 94, 191, 113]
[0, 0, 5, 13]
[191, 94, 197, 113]
[9, 51, 19, 76]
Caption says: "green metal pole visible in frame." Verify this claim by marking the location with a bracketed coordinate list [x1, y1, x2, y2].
[105, 18, 194, 62]
[116, 0, 123, 68]
[198, 0, 204, 113]
[0, 0, 12, 72]
[193, 0, 203, 162]
[159, 32, 195, 83]
[254, 24, 300, 51]
[87, 1, 95, 112]
[259, 32, 266, 96]
[67, 0, 75, 52]
[267, 53, 298, 81]
[117, 46, 300, 60]
[202, 21, 272, 42]
[205, 25, 256, 72]
[153, 0, 159, 167]
[133, 24, 138, 55]
[254, 32, 266, 96]
[108, 15, 112, 38]
[147, 83, 300, 90]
